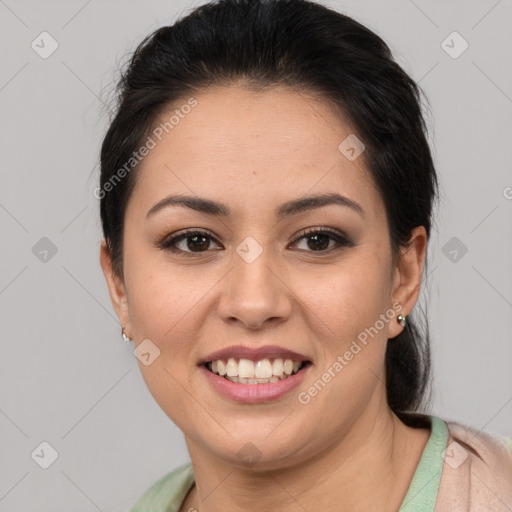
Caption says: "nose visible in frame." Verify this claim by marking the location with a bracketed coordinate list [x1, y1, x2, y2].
[217, 245, 292, 330]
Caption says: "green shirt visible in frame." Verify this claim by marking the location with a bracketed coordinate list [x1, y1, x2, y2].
[129, 415, 511, 512]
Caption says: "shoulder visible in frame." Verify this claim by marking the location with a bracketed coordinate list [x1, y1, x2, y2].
[128, 462, 195, 512]
[435, 416, 512, 511]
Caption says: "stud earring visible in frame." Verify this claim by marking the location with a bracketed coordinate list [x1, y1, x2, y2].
[121, 326, 132, 343]
[397, 314, 407, 328]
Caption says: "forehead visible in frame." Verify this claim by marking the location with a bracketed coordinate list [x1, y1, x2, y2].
[131, 85, 382, 221]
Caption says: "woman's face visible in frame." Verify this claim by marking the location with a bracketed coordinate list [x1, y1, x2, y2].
[101, 85, 425, 469]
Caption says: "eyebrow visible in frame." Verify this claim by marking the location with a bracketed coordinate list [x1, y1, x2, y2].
[146, 192, 365, 220]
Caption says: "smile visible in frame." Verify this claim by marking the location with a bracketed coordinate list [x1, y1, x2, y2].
[205, 357, 311, 384]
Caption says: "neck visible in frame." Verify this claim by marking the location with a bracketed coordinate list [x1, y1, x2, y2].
[182, 402, 429, 512]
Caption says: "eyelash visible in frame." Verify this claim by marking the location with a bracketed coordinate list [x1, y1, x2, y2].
[158, 227, 354, 256]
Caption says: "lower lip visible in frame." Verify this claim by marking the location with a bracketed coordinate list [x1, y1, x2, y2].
[199, 364, 312, 404]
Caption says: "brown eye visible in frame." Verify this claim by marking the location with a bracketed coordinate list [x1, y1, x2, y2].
[303, 232, 331, 251]
[291, 228, 354, 253]
[159, 229, 221, 254]
[183, 234, 211, 252]
[159, 227, 354, 256]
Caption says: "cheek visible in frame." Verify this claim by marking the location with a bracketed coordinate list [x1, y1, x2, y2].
[291, 253, 392, 341]
[124, 243, 205, 339]
[127, 265, 205, 428]
[292, 253, 392, 401]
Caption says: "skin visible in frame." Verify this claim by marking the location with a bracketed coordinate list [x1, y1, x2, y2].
[100, 85, 430, 512]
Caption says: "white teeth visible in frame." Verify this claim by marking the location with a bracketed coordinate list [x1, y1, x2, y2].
[254, 358, 273, 379]
[272, 358, 284, 376]
[228, 375, 286, 384]
[283, 359, 293, 375]
[207, 357, 306, 383]
[226, 357, 238, 377]
[217, 360, 226, 376]
[238, 359, 255, 379]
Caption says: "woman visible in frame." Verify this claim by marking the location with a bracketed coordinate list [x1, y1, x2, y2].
[98, 1, 512, 510]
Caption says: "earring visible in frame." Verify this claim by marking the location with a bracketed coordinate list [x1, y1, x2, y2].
[121, 326, 132, 343]
[397, 314, 407, 328]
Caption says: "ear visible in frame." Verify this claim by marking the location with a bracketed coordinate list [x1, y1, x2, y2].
[99, 239, 132, 335]
[388, 226, 427, 339]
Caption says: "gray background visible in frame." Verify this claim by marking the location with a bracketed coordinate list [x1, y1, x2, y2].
[0, 0, 511, 510]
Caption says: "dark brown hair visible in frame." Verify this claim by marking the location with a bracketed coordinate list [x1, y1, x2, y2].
[99, 0, 439, 416]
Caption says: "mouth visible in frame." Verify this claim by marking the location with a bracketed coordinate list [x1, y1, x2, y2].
[203, 357, 312, 385]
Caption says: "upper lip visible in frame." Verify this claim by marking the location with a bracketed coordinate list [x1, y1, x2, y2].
[197, 345, 311, 365]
